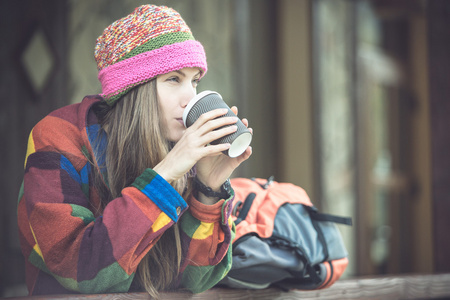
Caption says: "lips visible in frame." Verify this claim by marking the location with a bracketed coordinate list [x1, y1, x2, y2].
[176, 118, 184, 126]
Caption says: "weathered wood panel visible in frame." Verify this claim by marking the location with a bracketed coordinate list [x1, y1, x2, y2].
[12, 274, 450, 300]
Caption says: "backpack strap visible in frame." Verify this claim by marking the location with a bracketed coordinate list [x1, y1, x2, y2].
[234, 192, 256, 226]
[270, 238, 324, 286]
[251, 175, 275, 189]
[305, 206, 353, 226]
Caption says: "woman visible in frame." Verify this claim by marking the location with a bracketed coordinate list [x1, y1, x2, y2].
[17, 5, 252, 297]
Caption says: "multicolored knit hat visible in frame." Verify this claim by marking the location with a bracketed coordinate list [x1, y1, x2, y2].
[94, 5, 208, 106]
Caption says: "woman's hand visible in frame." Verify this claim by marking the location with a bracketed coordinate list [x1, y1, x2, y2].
[195, 106, 252, 191]
[154, 107, 251, 185]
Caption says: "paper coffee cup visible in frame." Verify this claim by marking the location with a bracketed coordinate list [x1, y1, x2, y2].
[182, 90, 252, 158]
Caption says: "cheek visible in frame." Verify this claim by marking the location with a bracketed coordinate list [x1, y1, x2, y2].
[158, 92, 175, 110]
[157, 95, 172, 119]
[158, 101, 178, 134]
[160, 103, 175, 124]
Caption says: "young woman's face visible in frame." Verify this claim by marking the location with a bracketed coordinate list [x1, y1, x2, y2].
[156, 67, 202, 142]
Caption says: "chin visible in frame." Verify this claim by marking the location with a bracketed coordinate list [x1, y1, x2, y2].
[168, 132, 183, 143]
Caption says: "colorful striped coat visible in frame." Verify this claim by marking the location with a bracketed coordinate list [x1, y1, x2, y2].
[17, 95, 235, 295]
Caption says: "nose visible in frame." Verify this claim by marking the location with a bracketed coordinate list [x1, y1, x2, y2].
[181, 85, 196, 108]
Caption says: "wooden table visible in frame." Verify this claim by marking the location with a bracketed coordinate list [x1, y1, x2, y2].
[11, 273, 450, 300]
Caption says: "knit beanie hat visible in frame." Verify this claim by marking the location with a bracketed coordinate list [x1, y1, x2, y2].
[94, 5, 208, 106]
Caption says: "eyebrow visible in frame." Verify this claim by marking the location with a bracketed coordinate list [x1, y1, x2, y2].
[174, 70, 202, 77]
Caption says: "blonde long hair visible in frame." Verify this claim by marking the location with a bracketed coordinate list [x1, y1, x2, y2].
[93, 79, 188, 298]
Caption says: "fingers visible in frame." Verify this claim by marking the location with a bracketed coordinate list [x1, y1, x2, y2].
[235, 146, 253, 163]
[230, 107, 250, 131]
[203, 116, 238, 132]
[198, 125, 238, 149]
[240, 118, 253, 135]
[187, 106, 252, 154]
[202, 143, 232, 157]
[189, 108, 238, 141]
[192, 107, 248, 130]
[191, 108, 228, 129]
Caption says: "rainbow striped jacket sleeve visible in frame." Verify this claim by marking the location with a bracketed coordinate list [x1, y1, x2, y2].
[17, 96, 235, 295]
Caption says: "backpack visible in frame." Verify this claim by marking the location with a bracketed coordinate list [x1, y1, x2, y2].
[219, 176, 352, 290]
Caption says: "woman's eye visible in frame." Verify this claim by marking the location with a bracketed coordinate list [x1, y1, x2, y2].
[192, 78, 201, 86]
[167, 76, 179, 83]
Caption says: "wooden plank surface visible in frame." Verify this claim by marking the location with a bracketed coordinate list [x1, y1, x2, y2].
[10, 273, 450, 299]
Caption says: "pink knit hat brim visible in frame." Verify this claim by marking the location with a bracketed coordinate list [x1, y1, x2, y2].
[98, 40, 207, 105]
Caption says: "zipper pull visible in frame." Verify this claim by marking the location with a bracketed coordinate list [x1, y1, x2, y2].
[263, 175, 275, 189]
